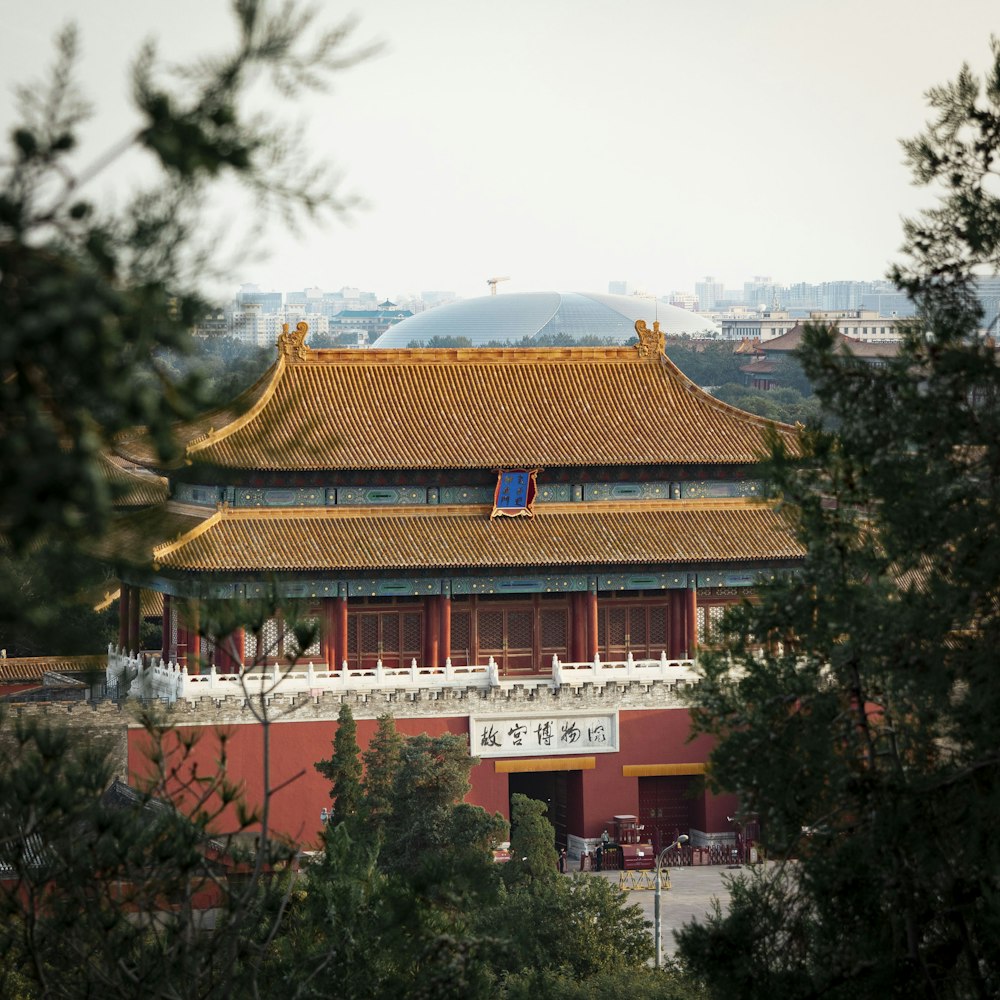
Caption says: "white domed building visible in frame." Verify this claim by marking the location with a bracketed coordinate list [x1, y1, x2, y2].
[372, 291, 718, 348]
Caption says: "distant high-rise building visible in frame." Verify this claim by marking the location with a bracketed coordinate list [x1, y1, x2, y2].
[608, 280, 629, 296]
[694, 276, 724, 312]
[743, 276, 780, 311]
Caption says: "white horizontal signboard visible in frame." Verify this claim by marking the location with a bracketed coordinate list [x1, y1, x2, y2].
[470, 711, 619, 759]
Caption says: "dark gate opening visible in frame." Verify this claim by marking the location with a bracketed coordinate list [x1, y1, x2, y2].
[509, 771, 568, 849]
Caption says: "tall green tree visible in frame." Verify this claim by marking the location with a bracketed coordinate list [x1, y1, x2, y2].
[383, 732, 491, 874]
[678, 40, 1000, 1000]
[315, 701, 363, 827]
[503, 792, 558, 887]
[361, 713, 404, 842]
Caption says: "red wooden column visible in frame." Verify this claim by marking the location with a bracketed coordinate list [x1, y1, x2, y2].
[686, 581, 699, 659]
[668, 590, 684, 660]
[127, 585, 141, 652]
[118, 584, 130, 650]
[335, 596, 348, 670]
[570, 592, 585, 662]
[425, 595, 441, 668]
[233, 628, 245, 670]
[586, 589, 599, 661]
[321, 597, 338, 669]
[188, 602, 201, 672]
[440, 594, 452, 665]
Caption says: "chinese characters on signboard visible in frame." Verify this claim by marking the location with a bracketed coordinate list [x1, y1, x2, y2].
[469, 712, 619, 758]
[491, 469, 537, 518]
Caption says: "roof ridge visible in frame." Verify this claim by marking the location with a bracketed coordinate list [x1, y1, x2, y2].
[152, 506, 226, 569]
[186, 356, 287, 459]
[298, 346, 643, 365]
[216, 497, 773, 522]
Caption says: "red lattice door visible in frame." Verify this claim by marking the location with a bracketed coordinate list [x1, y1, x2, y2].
[348, 611, 414, 670]
[476, 606, 536, 676]
[599, 601, 670, 661]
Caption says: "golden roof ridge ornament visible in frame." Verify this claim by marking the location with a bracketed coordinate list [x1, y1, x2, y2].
[634, 318, 665, 359]
[278, 321, 311, 361]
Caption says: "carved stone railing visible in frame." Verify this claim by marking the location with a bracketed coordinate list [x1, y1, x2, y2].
[106, 645, 699, 704]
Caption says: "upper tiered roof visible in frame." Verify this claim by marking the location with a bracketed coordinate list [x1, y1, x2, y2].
[115, 322, 795, 473]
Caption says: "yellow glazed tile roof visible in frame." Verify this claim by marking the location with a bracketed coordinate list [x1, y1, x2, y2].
[115, 331, 795, 471]
[151, 499, 803, 573]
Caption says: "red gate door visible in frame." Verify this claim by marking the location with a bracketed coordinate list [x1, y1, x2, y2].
[477, 607, 536, 675]
[638, 775, 696, 854]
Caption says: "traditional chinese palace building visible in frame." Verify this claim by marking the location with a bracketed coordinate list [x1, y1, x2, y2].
[105, 320, 802, 859]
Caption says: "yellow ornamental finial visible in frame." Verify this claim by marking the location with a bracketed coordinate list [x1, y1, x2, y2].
[277, 321, 311, 361]
[634, 319, 665, 359]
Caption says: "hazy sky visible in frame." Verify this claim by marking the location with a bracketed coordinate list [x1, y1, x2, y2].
[3, 1, 1000, 302]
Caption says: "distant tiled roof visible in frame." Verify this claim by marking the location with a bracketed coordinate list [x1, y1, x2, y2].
[115, 332, 796, 472]
[763, 324, 900, 359]
[0, 655, 105, 683]
[99, 503, 210, 566]
[101, 451, 169, 506]
[149, 499, 803, 572]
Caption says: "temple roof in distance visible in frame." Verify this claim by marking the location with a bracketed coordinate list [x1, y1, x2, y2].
[114, 321, 796, 473]
[143, 498, 803, 573]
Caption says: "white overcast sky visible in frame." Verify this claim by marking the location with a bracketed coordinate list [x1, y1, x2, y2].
[3, 0, 1000, 302]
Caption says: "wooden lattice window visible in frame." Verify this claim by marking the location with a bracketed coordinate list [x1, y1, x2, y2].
[698, 604, 728, 645]
[283, 616, 321, 659]
[244, 628, 258, 663]
[607, 607, 627, 648]
[649, 605, 668, 649]
[261, 618, 280, 663]
[201, 634, 216, 666]
[629, 607, 648, 648]
[450, 611, 470, 664]
[540, 609, 567, 651]
[478, 611, 503, 651]
[508, 611, 532, 650]
[402, 613, 422, 657]
[359, 615, 378, 656]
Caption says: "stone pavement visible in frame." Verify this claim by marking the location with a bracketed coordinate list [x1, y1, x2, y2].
[573, 864, 745, 958]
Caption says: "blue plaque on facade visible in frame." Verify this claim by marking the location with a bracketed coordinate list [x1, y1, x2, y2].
[492, 470, 537, 518]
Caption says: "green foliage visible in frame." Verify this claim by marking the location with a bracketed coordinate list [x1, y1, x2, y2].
[663, 340, 746, 387]
[0, 712, 295, 1000]
[361, 712, 404, 841]
[0, 541, 118, 655]
[487, 873, 654, 982]
[502, 965, 707, 1000]
[679, 40, 1000, 1000]
[406, 335, 474, 348]
[711, 383, 824, 426]
[315, 702, 363, 826]
[0, 1, 374, 554]
[382, 732, 481, 874]
[503, 792, 558, 887]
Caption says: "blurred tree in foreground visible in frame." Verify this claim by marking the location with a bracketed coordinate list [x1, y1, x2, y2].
[679, 40, 1000, 1000]
[0, 712, 297, 999]
[0, 0, 376, 655]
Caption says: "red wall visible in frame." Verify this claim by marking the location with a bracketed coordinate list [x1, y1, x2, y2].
[128, 707, 733, 848]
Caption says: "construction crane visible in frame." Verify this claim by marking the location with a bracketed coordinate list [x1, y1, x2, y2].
[487, 276, 510, 296]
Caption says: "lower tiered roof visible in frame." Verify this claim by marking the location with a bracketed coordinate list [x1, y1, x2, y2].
[136, 498, 803, 574]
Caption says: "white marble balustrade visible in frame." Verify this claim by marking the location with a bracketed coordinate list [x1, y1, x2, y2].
[106, 645, 699, 704]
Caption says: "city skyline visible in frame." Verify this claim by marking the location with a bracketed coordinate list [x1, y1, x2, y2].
[3, 1, 1000, 302]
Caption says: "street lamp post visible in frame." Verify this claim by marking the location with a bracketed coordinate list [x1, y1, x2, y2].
[654, 834, 689, 969]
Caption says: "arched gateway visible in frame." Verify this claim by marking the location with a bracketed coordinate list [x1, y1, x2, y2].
[106, 320, 803, 860]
